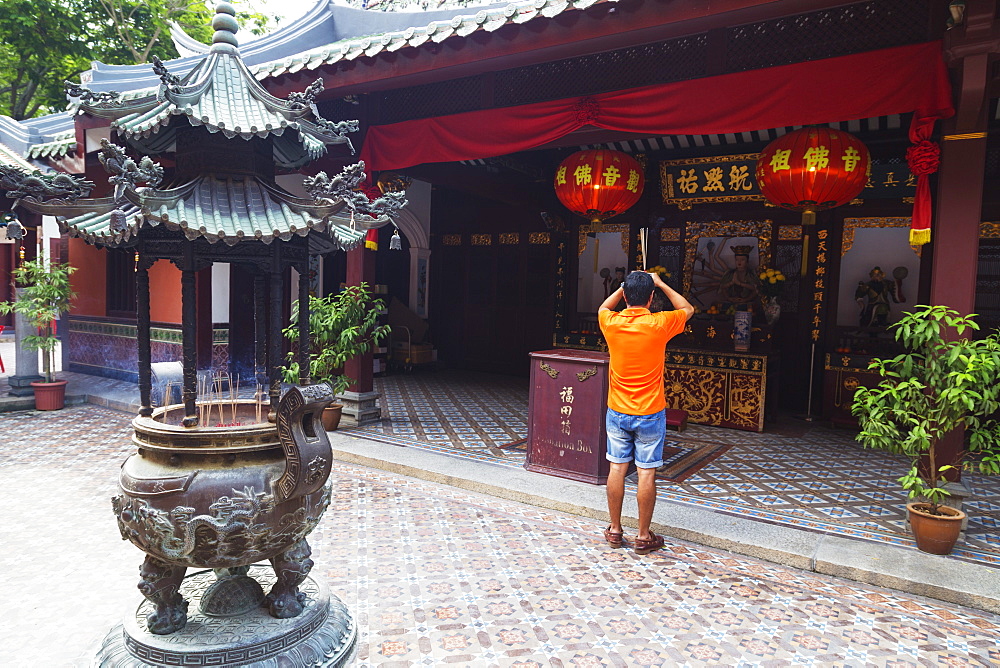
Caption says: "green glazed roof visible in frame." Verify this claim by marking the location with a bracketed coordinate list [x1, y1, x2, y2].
[25, 131, 75, 159]
[48, 174, 377, 249]
[72, 5, 354, 171]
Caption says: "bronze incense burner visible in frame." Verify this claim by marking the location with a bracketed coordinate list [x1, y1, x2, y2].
[112, 385, 334, 634]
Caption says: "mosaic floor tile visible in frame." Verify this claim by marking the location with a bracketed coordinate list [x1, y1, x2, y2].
[4, 372, 1000, 664]
[336, 370, 1000, 568]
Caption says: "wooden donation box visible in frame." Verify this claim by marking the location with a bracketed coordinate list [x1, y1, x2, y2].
[525, 349, 610, 485]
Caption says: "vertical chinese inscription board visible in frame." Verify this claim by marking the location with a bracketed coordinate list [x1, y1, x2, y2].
[525, 350, 610, 485]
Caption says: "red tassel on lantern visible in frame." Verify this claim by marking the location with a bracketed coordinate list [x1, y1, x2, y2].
[365, 228, 378, 251]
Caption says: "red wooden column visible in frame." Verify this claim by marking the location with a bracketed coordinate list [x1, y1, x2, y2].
[341, 244, 381, 425]
[926, 10, 996, 489]
[928, 132, 987, 486]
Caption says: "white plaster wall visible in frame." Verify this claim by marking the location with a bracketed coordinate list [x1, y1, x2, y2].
[836, 226, 921, 327]
[212, 262, 230, 323]
[84, 127, 111, 153]
[405, 179, 432, 233]
[577, 232, 628, 313]
[42, 215, 59, 241]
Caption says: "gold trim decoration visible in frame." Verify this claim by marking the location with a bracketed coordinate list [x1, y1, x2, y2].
[943, 132, 988, 141]
[681, 220, 773, 297]
[442, 234, 461, 246]
[981, 222, 1000, 239]
[662, 347, 769, 432]
[842, 218, 921, 258]
[499, 233, 520, 245]
[902, 197, 915, 204]
[659, 153, 766, 208]
[777, 225, 802, 241]
[576, 367, 597, 382]
[539, 361, 559, 379]
[471, 234, 492, 246]
[660, 228, 681, 242]
[529, 232, 550, 244]
[577, 223, 629, 257]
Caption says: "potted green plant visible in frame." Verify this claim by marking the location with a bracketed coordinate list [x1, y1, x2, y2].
[0, 251, 76, 410]
[852, 305, 1000, 555]
[281, 282, 390, 430]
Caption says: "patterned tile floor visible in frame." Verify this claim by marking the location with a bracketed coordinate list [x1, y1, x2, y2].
[2, 404, 999, 666]
[355, 369, 1000, 569]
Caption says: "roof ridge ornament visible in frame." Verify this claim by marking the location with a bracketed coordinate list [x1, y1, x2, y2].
[313, 117, 359, 154]
[286, 78, 360, 153]
[304, 162, 407, 221]
[0, 165, 95, 203]
[151, 56, 183, 95]
[210, 2, 240, 55]
[99, 139, 164, 201]
[287, 79, 324, 110]
[64, 81, 123, 107]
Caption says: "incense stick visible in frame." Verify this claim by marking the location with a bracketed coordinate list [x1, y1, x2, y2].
[640, 228, 648, 270]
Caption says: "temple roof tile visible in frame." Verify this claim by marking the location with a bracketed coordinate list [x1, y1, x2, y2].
[41, 174, 376, 249]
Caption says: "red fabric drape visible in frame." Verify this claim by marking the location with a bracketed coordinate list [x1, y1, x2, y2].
[359, 41, 953, 238]
[361, 41, 952, 171]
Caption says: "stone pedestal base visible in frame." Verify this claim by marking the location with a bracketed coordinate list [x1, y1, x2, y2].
[92, 566, 355, 667]
[336, 390, 381, 426]
[7, 374, 43, 397]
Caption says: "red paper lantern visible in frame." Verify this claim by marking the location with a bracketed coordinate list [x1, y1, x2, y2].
[554, 149, 645, 225]
[755, 127, 870, 224]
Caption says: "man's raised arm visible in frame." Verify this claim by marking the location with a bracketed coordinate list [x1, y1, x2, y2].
[598, 286, 624, 313]
[650, 272, 695, 320]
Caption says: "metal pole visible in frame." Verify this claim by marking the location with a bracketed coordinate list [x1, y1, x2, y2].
[297, 261, 310, 385]
[268, 244, 283, 421]
[181, 244, 198, 427]
[136, 245, 152, 417]
[254, 273, 266, 386]
[804, 342, 816, 421]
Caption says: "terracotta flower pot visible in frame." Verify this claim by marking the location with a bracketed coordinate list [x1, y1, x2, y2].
[30, 379, 68, 411]
[907, 502, 966, 555]
[322, 403, 344, 431]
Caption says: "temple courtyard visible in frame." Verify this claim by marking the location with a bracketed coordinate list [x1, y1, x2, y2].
[2, 358, 1000, 665]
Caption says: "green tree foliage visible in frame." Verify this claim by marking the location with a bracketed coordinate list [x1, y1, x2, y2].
[281, 284, 391, 396]
[0, 251, 76, 382]
[852, 305, 1000, 511]
[0, 0, 273, 120]
[0, 0, 93, 119]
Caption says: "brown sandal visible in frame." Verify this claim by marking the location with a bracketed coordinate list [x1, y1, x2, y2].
[603, 526, 625, 548]
[633, 532, 665, 555]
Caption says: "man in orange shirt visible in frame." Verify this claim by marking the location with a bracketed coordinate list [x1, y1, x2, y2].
[598, 271, 693, 554]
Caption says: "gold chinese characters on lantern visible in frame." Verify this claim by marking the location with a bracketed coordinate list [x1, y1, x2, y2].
[755, 127, 870, 225]
[554, 149, 644, 230]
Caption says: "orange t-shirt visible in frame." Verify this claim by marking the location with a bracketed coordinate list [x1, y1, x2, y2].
[598, 307, 686, 416]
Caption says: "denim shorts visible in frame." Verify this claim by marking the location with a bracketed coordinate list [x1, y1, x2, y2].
[605, 408, 666, 469]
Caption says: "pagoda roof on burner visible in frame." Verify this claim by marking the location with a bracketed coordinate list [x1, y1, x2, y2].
[24, 174, 376, 250]
[70, 3, 354, 170]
